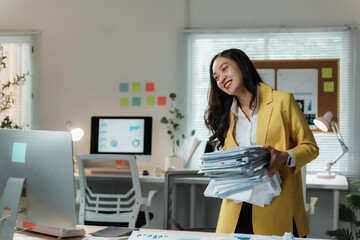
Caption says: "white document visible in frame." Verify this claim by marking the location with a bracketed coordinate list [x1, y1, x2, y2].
[277, 69, 318, 130]
[257, 69, 276, 89]
[128, 231, 207, 240]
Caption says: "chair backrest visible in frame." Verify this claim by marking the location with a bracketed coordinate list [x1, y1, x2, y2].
[76, 154, 142, 227]
[164, 170, 215, 231]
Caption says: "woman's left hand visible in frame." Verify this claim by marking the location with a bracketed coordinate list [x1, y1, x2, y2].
[262, 145, 289, 178]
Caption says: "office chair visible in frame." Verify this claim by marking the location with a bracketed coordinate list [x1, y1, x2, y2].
[76, 154, 157, 228]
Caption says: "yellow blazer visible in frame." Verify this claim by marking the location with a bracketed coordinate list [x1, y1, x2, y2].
[216, 83, 319, 237]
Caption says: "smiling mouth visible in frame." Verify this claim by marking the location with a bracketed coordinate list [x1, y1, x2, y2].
[224, 80, 232, 89]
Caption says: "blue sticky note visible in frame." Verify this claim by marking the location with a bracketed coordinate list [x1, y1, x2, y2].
[132, 97, 141, 106]
[119, 83, 129, 92]
[12, 143, 27, 163]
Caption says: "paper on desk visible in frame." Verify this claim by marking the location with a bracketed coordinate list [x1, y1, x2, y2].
[228, 234, 281, 240]
[128, 230, 207, 240]
[83, 236, 128, 240]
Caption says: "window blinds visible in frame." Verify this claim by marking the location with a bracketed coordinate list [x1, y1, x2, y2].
[177, 27, 358, 190]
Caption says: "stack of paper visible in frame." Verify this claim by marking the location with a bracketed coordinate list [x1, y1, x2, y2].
[199, 146, 282, 207]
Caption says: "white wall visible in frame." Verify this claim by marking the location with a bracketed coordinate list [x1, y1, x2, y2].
[0, 0, 359, 169]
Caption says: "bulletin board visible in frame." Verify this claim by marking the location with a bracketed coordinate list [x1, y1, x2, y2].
[253, 59, 339, 130]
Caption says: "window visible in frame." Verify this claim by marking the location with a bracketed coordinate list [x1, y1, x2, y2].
[0, 36, 32, 129]
[177, 27, 358, 189]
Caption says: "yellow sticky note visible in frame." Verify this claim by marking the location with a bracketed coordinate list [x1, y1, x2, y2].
[120, 97, 129, 106]
[146, 96, 155, 106]
[322, 68, 333, 78]
[132, 82, 141, 92]
[324, 81, 334, 93]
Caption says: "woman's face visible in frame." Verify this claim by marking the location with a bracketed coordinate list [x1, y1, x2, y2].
[212, 56, 244, 95]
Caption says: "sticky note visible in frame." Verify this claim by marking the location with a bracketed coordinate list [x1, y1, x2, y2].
[324, 81, 335, 92]
[146, 96, 155, 106]
[12, 142, 27, 163]
[322, 68, 333, 78]
[132, 82, 141, 92]
[157, 96, 167, 106]
[119, 83, 129, 92]
[145, 82, 155, 92]
[120, 97, 129, 106]
[132, 97, 141, 106]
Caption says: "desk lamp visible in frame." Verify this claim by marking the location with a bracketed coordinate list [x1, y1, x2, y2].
[65, 121, 84, 142]
[313, 112, 348, 179]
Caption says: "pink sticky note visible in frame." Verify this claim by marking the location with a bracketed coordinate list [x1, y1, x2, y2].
[146, 82, 155, 92]
[157, 96, 167, 106]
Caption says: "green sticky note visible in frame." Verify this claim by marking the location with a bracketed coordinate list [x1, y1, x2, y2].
[132, 82, 141, 92]
[324, 81, 334, 93]
[322, 68, 333, 78]
[146, 96, 155, 106]
[120, 97, 129, 106]
[12, 143, 27, 163]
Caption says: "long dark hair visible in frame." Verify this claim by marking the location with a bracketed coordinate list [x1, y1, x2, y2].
[204, 49, 263, 149]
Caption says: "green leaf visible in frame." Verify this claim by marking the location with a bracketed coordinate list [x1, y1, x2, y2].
[170, 135, 174, 139]
[176, 139, 180, 147]
[169, 93, 176, 100]
[352, 180, 360, 186]
[339, 204, 357, 223]
[182, 134, 185, 139]
[176, 112, 182, 119]
[355, 221, 360, 227]
[347, 194, 360, 210]
[167, 130, 172, 135]
[191, 130, 195, 136]
[326, 228, 354, 240]
[160, 117, 169, 124]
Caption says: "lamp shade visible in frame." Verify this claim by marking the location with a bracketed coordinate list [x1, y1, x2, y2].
[313, 111, 333, 132]
[65, 121, 84, 142]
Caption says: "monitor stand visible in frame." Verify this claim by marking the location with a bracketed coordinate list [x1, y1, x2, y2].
[0, 177, 25, 240]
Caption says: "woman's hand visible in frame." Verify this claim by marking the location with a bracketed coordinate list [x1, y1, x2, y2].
[262, 145, 289, 178]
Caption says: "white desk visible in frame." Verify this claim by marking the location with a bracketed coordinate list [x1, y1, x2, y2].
[306, 174, 348, 230]
[14, 226, 328, 240]
[79, 170, 348, 231]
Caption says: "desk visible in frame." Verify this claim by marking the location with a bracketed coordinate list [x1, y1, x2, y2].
[14, 226, 328, 240]
[306, 174, 348, 230]
[78, 170, 348, 231]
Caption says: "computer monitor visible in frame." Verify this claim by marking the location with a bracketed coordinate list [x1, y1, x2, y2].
[90, 116, 152, 162]
[0, 129, 78, 238]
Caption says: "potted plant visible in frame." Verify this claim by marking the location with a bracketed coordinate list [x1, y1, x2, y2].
[0, 44, 27, 129]
[326, 180, 360, 240]
[160, 93, 195, 170]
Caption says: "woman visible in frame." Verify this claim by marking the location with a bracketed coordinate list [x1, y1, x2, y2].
[204, 49, 319, 237]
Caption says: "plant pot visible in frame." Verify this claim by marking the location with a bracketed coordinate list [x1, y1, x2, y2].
[164, 155, 183, 171]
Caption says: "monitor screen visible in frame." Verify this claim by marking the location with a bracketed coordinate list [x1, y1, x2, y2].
[90, 116, 152, 157]
[0, 129, 77, 231]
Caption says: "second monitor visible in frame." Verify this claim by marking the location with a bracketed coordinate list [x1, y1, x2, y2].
[90, 116, 152, 162]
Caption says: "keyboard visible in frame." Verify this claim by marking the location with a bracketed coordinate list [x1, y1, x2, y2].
[16, 222, 86, 238]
